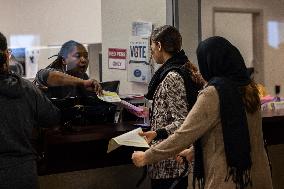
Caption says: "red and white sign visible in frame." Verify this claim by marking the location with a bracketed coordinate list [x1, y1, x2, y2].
[108, 48, 127, 70]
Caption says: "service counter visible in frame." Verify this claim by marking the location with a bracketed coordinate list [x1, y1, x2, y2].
[36, 121, 146, 175]
[36, 109, 284, 176]
[262, 109, 284, 145]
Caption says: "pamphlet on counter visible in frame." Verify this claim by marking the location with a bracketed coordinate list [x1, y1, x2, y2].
[98, 91, 121, 103]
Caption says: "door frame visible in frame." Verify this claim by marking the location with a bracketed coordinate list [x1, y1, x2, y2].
[213, 8, 264, 84]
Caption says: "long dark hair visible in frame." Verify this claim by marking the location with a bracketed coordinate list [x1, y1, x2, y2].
[240, 81, 260, 113]
[150, 25, 182, 55]
[150, 25, 204, 86]
[184, 61, 205, 88]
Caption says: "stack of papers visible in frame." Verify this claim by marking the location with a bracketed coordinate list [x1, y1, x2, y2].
[98, 91, 121, 103]
[98, 91, 146, 117]
[262, 101, 284, 111]
[107, 127, 149, 153]
[118, 100, 144, 116]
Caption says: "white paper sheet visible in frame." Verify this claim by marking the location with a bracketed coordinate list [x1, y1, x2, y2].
[107, 127, 149, 153]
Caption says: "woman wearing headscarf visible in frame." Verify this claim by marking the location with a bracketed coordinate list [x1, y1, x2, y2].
[132, 36, 273, 189]
[138, 25, 204, 189]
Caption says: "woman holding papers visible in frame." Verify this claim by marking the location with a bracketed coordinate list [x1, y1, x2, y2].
[141, 25, 205, 189]
[132, 37, 273, 189]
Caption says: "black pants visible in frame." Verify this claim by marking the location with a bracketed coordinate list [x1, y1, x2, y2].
[151, 176, 188, 189]
[0, 160, 39, 189]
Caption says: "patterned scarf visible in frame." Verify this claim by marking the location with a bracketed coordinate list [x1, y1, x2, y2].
[145, 50, 188, 100]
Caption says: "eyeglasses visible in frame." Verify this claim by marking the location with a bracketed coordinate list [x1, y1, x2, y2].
[7, 49, 12, 59]
[7, 49, 13, 59]
[7, 49, 12, 54]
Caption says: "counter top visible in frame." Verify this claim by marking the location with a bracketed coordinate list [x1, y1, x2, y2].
[44, 122, 140, 144]
[36, 121, 147, 175]
[36, 111, 284, 175]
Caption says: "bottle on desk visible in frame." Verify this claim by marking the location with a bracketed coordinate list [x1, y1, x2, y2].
[275, 85, 281, 102]
[143, 99, 152, 126]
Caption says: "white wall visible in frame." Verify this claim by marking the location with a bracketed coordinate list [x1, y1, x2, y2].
[178, 0, 200, 65]
[215, 12, 254, 68]
[0, 0, 101, 45]
[0, 0, 102, 78]
[101, 0, 167, 95]
[201, 0, 284, 96]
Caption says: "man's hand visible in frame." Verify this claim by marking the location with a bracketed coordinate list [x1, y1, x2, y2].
[132, 151, 146, 167]
[139, 131, 156, 144]
[84, 79, 102, 95]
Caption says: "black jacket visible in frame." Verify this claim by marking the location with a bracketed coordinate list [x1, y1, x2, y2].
[0, 73, 60, 168]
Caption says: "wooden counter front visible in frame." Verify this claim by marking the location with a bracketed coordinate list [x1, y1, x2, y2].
[36, 109, 284, 175]
[44, 122, 139, 144]
[262, 109, 284, 145]
[37, 121, 146, 175]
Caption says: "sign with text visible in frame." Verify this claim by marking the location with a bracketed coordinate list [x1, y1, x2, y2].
[132, 21, 152, 37]
[108, 48, 127, 70]
[128, 36, 150, 83]
[129, 36, 149, 64]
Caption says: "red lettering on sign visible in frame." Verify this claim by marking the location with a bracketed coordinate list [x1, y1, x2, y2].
[108, 48, 127, 59]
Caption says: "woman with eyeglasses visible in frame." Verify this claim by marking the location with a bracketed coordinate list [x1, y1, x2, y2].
[0, 32, 60, 189]
[34, 40, 102, 98]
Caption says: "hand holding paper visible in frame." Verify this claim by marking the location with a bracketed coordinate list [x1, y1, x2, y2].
[98, 91, 121, 103]
[107, 127, 149, 153]
[98, 91, 147, 117]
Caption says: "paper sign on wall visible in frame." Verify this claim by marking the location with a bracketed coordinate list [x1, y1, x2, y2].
[25, 48, 39, 78]
[128, 36, 151, 83]
[132, 21, 152, 37]
[129, 36, 149, 64]
[108, 48, 126, 70]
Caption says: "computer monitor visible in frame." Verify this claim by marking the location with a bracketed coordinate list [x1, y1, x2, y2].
[100, 80, 120, 93]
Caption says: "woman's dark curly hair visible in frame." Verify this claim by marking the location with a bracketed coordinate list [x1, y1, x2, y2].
[150, 25, 182, 55]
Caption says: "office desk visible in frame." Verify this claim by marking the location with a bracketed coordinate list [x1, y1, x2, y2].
[262, 109, 284, 145]
[37, 122, 146, 175]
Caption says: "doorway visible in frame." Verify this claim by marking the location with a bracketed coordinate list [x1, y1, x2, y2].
[213, 8, 264, 84]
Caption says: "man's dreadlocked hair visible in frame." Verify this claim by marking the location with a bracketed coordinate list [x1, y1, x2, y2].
[48, 40, 84, 70]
